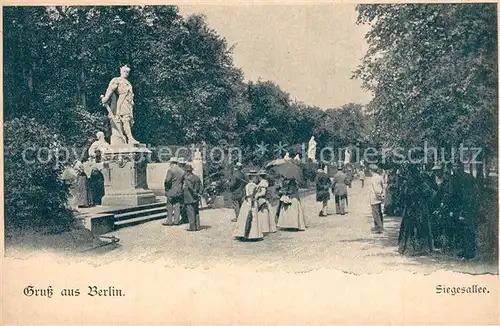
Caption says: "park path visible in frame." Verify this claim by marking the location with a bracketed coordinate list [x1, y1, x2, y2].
[78, 178, 496, 275]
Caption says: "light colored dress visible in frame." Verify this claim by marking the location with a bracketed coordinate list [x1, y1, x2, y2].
[233, 182, 264, 240]
[277, 179, 306, 231]
[255, 179, 277, 234]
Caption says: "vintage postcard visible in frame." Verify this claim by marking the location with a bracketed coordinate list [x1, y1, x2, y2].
[1, 1, 499, 325]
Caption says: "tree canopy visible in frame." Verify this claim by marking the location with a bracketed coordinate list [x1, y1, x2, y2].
[354, 4, 497, 159]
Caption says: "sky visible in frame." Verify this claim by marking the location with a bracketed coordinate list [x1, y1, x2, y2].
[178, 4, 373, 109]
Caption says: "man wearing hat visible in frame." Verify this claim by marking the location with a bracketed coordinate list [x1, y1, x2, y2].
[332, 163, 348, 215]
[163, 157, 186, 226]
[228, 162, 248, 222]
[183, 164, 202, 231]
[178, 157, 187, 170]
[369, 164, 385, 233]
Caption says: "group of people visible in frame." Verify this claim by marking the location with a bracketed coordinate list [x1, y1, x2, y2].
[312, 160, 479, 260]
[315, 165, 348, 216]
[162, 157, 203, 232]
[373, 162, 478, 259]
[229, 163, 307, 241]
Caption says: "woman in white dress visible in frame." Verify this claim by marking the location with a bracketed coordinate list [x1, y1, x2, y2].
[256, 170, 277, 234]
[233, 171, 264, 241]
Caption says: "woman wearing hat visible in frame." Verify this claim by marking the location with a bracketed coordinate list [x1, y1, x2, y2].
[233, 170, 264, 241]
[255, 170, 277, 234]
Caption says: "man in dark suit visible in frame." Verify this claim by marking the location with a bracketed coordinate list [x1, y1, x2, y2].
[178, 157, 189, 225]
[163, 157, 186, 226]
[332, 164, 348, 215]
[228, 162, 247, 222]
[183, 164, 202, 231]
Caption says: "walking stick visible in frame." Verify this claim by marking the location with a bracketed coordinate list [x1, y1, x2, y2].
[100, 95, 127, 143]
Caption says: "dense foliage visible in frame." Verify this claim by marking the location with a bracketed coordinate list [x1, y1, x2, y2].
[354, 4, 497, 160]
[4, 118, 74, 235]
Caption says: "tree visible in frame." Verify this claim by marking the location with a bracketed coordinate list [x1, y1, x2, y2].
[353, 4, 497, 161]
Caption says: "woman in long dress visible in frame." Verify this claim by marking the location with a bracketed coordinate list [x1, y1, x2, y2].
[88, 163, 105, 206]
[256, 170, 277, 234]
[398, 165, 435, 255]
[233, 171, 264, 241]
[277, 177, 306, 231]
[71, 161, 90, 208]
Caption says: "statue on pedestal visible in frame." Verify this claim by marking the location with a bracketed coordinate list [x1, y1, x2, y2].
[307, 136, 317, 162]
[101, 64, 139, 146]
[344, 148, 351, 165]
[97, 64, 155, 207]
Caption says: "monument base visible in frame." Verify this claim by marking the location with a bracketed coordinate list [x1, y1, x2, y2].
[101, 189, 156, 207]
[102, 143, 156, 207]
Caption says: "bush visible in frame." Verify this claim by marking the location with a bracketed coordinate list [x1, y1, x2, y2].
[4, 117, 74, 237]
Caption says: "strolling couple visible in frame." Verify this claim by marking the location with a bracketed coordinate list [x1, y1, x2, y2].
[316, 165, 348, 216]
[162, 157, 202, 232]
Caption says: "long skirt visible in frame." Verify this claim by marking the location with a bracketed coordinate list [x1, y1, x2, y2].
[258, 200, 277, 234]
[277, 198, 306, 231]
[398, 206, 433, 255]
[71, 175, 90, 207]
[233, 200, 263, 240]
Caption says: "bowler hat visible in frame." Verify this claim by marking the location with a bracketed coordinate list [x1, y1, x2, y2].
[258, 170, 267, 175]
[169, 157, 178, 163]
[247, 169, 258, 176]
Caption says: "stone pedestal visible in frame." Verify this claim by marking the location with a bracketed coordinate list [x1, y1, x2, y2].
[101, 144, 156, 207]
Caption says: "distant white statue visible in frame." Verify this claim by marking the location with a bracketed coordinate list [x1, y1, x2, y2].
[294, 154, 301, 161]
[344, 148, 351, 165]
[307, 136, 317, 162]
[283, 152, 291, 160]
[192, 148, 204, 186]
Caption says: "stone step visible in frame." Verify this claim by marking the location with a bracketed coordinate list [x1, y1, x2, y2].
[114, 206, 167, 222]
[105, 202, 166, 215]
[114, 211, 168, 228]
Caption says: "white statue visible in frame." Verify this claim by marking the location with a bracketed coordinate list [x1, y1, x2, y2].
[344, 148, 351, 165]
[294, 154, 301, 161]
[283, 152, 291, 160]
[101, 64, 139, 146]
[88, 131, 111, 163]
[307, 136, 317, 162]
[192, 148, 204, 186]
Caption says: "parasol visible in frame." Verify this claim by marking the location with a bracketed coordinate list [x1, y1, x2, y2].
[265, 159, 302, 180]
